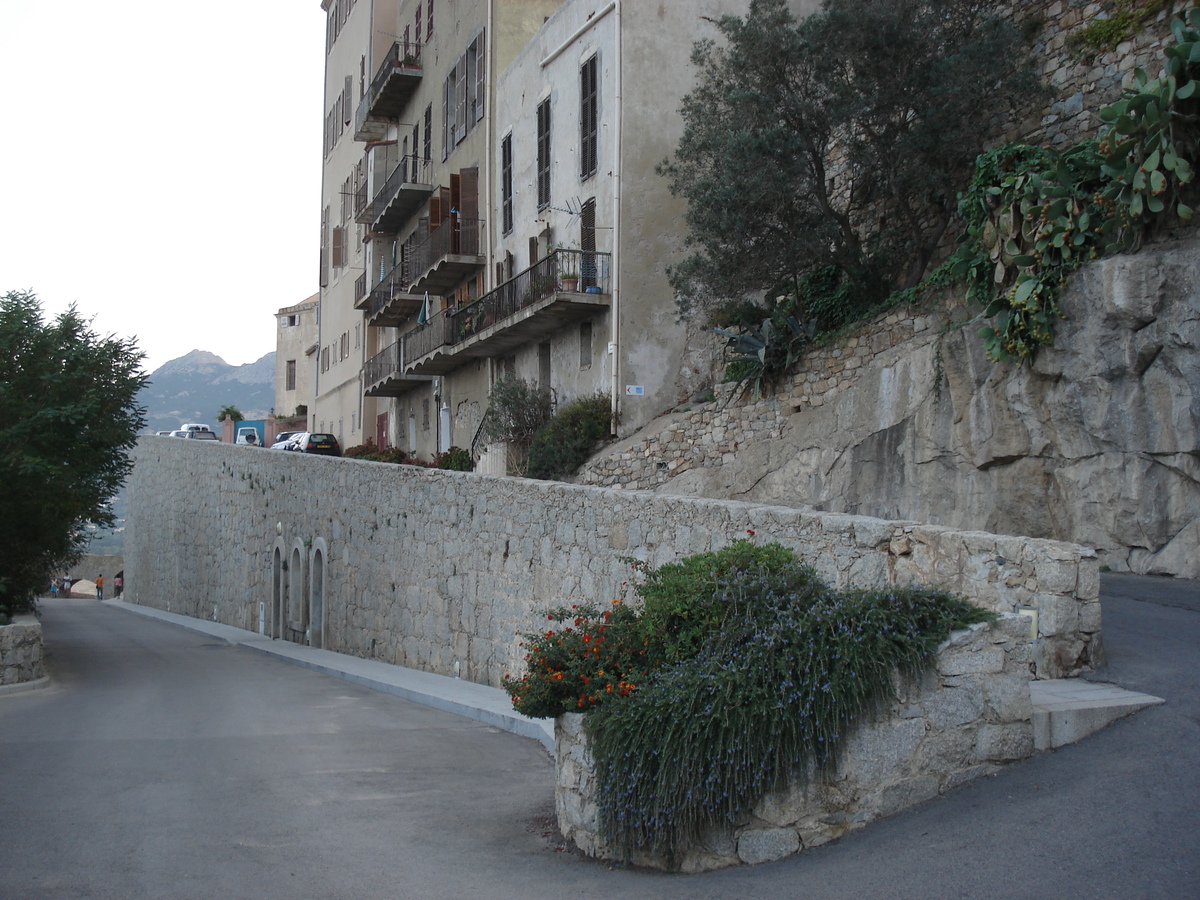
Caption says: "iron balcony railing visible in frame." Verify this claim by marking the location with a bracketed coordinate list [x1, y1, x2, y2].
[356, 154, 433, 226]
[451, 249, 611, 343]
[409, 217, 483, 280]
[354, 41, 424, 137]
[401, 309, 455, 363]
[365, 258, 412, 320]
[354, 271, 368, 308]
[364, 341, 406, 388]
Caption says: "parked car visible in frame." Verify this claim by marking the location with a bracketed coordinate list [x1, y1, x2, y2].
[270, 431, 301, 450]
[292, 432, 342, 456]
[168, 430, 189, 438]
[180, 423, 213, 433]
[235, 427, 261, 446]
[183, 430, 219, 441]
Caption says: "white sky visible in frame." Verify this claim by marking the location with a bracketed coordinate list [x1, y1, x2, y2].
[0, 0, 327, 373]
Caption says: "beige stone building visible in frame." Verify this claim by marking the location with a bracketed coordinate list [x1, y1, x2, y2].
[314, 0, 816, 463]
[275, 294, 319, 424]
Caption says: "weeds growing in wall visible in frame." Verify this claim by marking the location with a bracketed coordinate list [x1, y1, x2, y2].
[506, 539, 993, 865]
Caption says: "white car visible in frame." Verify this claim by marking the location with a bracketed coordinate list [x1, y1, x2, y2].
[235, 427, 261, 446]
[181, 423, 213, 433]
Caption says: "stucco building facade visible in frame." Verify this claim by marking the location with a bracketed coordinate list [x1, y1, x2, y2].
[313, 0, 818, 464]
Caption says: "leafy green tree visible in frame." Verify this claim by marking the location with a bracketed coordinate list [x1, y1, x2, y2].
[217, 404, 244, 424]
[661, 0, 1042, 327]
[480, 377, 554, 475]
[0, 291, 147, 615]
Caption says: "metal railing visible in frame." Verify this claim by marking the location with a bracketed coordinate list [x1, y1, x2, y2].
[409, 217, 483, 281]
[357, 154, 432, 225]
[364, 341, 405, 388]
[451, 249, 611, 344]
[365, 259, 411, 320]
[401, 309, 455, 363]
[354, 272, 368, 306]
[354, 41, 424, 136]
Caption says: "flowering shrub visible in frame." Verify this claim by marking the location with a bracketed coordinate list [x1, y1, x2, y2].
[502, 600, 648, 719]
[504, 538, 995, 865]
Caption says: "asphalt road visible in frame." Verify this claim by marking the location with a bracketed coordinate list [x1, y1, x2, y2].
[1, 576, 1197, 899]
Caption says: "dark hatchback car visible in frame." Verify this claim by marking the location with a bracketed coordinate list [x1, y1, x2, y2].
[293, 432, 342, 456]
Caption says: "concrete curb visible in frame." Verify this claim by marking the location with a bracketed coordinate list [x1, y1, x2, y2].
[0, 676, 51, 697]
[105, 600, 554, 752]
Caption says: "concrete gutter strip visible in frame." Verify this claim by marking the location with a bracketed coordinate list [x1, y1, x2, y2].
[105, 600, 554, 752]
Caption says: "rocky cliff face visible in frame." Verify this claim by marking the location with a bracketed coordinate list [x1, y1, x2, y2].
[615, 238, 1199, 578]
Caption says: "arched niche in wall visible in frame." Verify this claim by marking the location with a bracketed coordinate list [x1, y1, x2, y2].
[288, 540, 308, 643]
[309, 537, 329, 650]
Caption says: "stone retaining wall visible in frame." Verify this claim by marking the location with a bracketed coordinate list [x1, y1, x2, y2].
[555, 614, 1036, 872]
[125, 439, 1100, 683]
[0, 616, 45, 687]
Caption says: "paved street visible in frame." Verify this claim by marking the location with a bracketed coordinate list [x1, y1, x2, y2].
[1, 577, 1197, 899]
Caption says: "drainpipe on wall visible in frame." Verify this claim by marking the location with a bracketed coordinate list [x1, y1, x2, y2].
[609, 0, 623, 435]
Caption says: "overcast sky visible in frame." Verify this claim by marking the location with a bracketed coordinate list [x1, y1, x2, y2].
[0, 0, 327, 373]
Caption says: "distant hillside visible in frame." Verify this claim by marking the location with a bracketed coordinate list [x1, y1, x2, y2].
[138, 350, 275, 434]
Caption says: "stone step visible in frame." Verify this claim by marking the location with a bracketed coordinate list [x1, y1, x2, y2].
[1030, 679, 1164, 751]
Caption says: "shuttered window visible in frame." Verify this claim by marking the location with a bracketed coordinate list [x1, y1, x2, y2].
[501, 133, 513, 235]
[580, 56, 598, 179]
[536, 98, 551, 209]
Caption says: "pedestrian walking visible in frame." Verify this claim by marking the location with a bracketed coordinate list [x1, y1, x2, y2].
[95, 574, 103, 601]
[50, 580, 59, 598]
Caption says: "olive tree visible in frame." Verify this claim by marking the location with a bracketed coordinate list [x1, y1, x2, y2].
[0, 291, 147, 615]
[661, 0, 1043, 328]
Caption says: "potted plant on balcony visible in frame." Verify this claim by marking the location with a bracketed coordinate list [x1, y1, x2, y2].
[559, 268, 580, 292]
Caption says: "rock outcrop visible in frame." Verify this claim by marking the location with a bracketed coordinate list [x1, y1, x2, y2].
[584, 237, 1200, 578]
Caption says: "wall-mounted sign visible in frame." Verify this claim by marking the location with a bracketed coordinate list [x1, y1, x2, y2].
[625, 385, 645, 396]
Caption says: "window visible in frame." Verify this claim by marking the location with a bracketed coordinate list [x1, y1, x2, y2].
[320, 207, 330, 287]
[422, 398, 430, 431]
[501, 133, 513, 234]
[441, 33, 486, 160]
[415, 3, 422, 44]
[344, 75, 353, 126]
[286, 360, 297, 391]
[424, 105, 432, 161]
[536, 98, 551, 208]
[332, 226, 345, 268]
[580, 55, 598, 179]
[580, 321, 592, 369]
[538, 341, 551, 391]
[427, 0, 434, 37]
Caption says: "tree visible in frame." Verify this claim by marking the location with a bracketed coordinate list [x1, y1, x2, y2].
[661, 0, 1043, 328]
[480, 377, 554, 476]
[217, 404, 244, 424]
[0, 291, 147, 616]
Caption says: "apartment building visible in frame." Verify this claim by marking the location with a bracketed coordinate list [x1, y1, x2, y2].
[316, 0, 815, 464]
[274, 294, 319, 423]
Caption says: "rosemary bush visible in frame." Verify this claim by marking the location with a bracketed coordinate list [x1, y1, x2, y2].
[504, 540, 992, 864]
[587, 576, 993, 863]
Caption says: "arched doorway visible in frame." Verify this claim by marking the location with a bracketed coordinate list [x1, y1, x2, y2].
[288, 545, 306, 643]
[271, 547, 283, 639]
[310, 547, 325, 649]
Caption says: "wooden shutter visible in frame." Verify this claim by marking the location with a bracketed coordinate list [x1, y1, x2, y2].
[460, 167, 478, 255]
[475, 29, 486, 123]
[455, 54, 468, 144]
[344, 75, 353, 125]
[332, 226, 345, 268]
[441, 75, 450, 160]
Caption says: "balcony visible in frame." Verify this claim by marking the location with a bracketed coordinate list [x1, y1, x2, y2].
[355, 154, 434, 234]
[407, 218, 485, 295]
[363, 341, 434, 397]
[354, 41, 424, 142]
[402, 249, 612, 375]
[354, 272, 368, 309]
[362, 261, 424, 327]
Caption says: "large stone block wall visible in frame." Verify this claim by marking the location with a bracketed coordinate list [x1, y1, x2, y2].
[0, 616, 45, 687]
[583, 237, 1200, 580]
[125, 439, 1099, 683]
[556, 614, 1035, 872]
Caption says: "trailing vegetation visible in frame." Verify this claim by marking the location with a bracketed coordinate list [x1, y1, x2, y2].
[954, 4, 1200, 359]
[526, 392, 612, 480]
[505, 539, 993, 864]
[1069, 0, 1169, 57]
